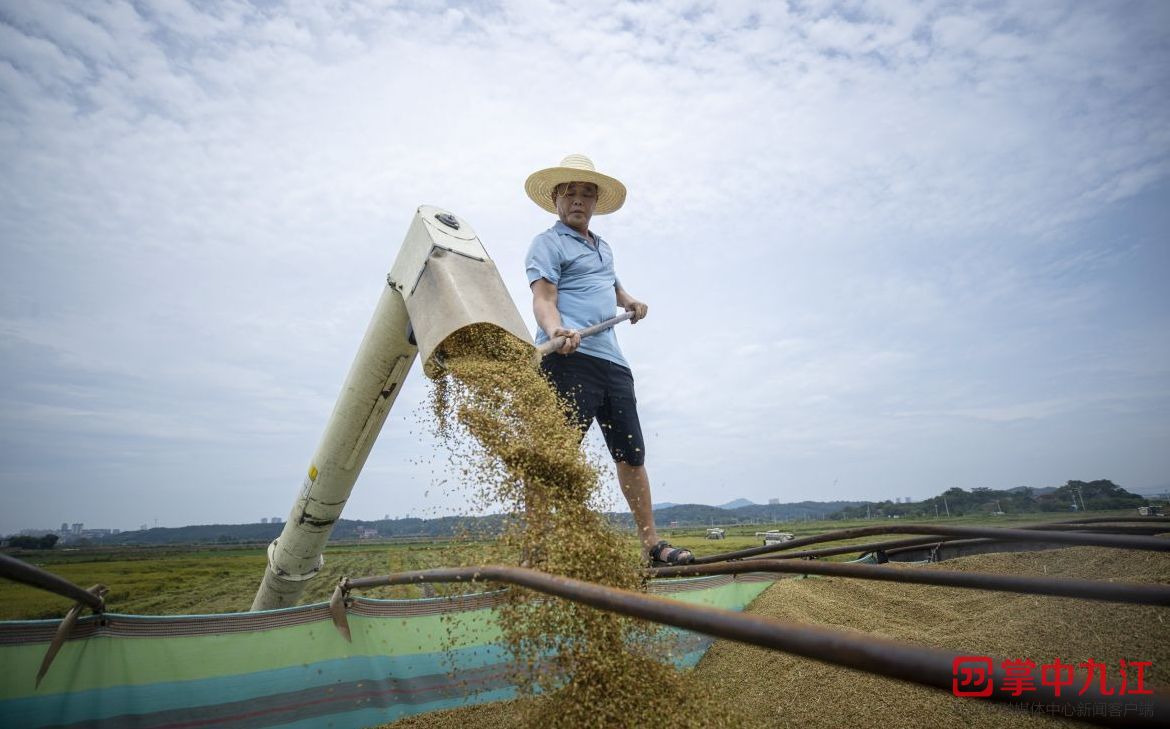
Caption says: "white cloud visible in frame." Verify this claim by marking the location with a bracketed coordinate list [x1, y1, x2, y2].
[1, 0, 1167, 533]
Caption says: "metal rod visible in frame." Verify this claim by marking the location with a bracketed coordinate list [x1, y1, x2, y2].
[1058, 516, 1170, 525]
[340, 565, 1166, 727]
[0, 553, 106, 612]
[36, 584, 108, 687]
[649, 560, 1170, 607]
[692, 523, 1170, 564]
[764, 535, 974, 561]
[766, 524, 1170, 563]
[535, 311, 633, 358]
[1034, 524, 1170, 534]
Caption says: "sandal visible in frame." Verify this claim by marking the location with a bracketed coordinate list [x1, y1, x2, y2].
[649, 540, 694, 567]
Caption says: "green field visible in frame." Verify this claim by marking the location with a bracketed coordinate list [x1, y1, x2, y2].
[0, 540, 505, 619]
[0, 511, 1129, 620]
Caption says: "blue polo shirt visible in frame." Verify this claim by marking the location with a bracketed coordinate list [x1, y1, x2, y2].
[525, 221, 629, 368]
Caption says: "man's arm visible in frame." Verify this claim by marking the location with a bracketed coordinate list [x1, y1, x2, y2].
[531, 278, 581, 354]
[615, 284, 649, 324]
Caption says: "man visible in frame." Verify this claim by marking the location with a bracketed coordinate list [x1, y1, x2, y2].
[524, 153, 693, 566]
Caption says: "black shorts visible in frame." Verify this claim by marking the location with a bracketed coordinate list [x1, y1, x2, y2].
[540, 352, 646, 467]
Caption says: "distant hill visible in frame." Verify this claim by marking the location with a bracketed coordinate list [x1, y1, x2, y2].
[832, 480, 1147, 519]
[66, 480, 1148, 548]
[718, 498, 756, 510]
[98, 514, 509, 546]
[609, 500, 867, 529]
[84, 499, 867, 546]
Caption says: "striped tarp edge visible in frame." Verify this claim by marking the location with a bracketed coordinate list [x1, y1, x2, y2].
[0, 573, 779, 645]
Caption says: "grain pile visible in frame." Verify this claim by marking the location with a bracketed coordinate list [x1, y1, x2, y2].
[699, 545, 1168, 729]
[385, 545, 1168, 729]
[424, 325, 737, 728]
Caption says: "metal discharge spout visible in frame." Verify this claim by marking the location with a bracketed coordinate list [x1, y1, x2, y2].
[251, 206, 531, 611]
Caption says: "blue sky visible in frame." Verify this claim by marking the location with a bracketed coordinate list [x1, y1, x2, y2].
[1, 0, 1167, 534]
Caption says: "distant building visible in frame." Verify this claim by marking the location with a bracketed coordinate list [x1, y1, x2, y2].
[60, 522, 69, 534]
[272, 517, 282, 524]
[261, 518, 269, 524]
[356, 527, 379, 539]
[768, 498, 780, 505]
[18, 529, 54, 537]
[71, 523, 83, 535]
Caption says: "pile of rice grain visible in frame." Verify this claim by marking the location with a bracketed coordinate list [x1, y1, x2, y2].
[421, 325, 738, 729]
[699, 545, 1168, 728]
[387, 545, 1168, 729]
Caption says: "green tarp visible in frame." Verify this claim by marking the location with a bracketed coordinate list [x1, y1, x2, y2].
[0, 574, 774, 729]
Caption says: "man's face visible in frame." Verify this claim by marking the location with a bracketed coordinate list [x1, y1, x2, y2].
[555, 181, 598, 231]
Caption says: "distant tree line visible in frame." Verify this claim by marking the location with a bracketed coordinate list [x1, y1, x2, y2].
[40, 480, 1149, 548]
[832, 480, 1147, 520]
[6, 534, 60, 549]
[82, 501, 865, 546]
[608, 501, 866, 528]
[98, 514, 512, 546]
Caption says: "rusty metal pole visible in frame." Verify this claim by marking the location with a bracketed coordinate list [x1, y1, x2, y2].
[728, 523, 1170, 563]
[693, 523, 1170, 564]
[0, 554, 105, 612]
[648, 560, 1170, 606]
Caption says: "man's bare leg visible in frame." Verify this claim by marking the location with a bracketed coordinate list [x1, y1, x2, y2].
[617, 461, 693, 564]
[616, 462, 658, 555]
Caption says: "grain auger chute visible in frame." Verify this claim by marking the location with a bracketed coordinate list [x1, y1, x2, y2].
[251, 206, 531, 610]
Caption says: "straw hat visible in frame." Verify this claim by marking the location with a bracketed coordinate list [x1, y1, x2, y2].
[524, 153, 627, 215]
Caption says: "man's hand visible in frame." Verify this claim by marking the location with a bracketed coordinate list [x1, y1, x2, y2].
[623, 299, 649, 324]
[552, 327, 581, 354]
[616, 284, 648, 324]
